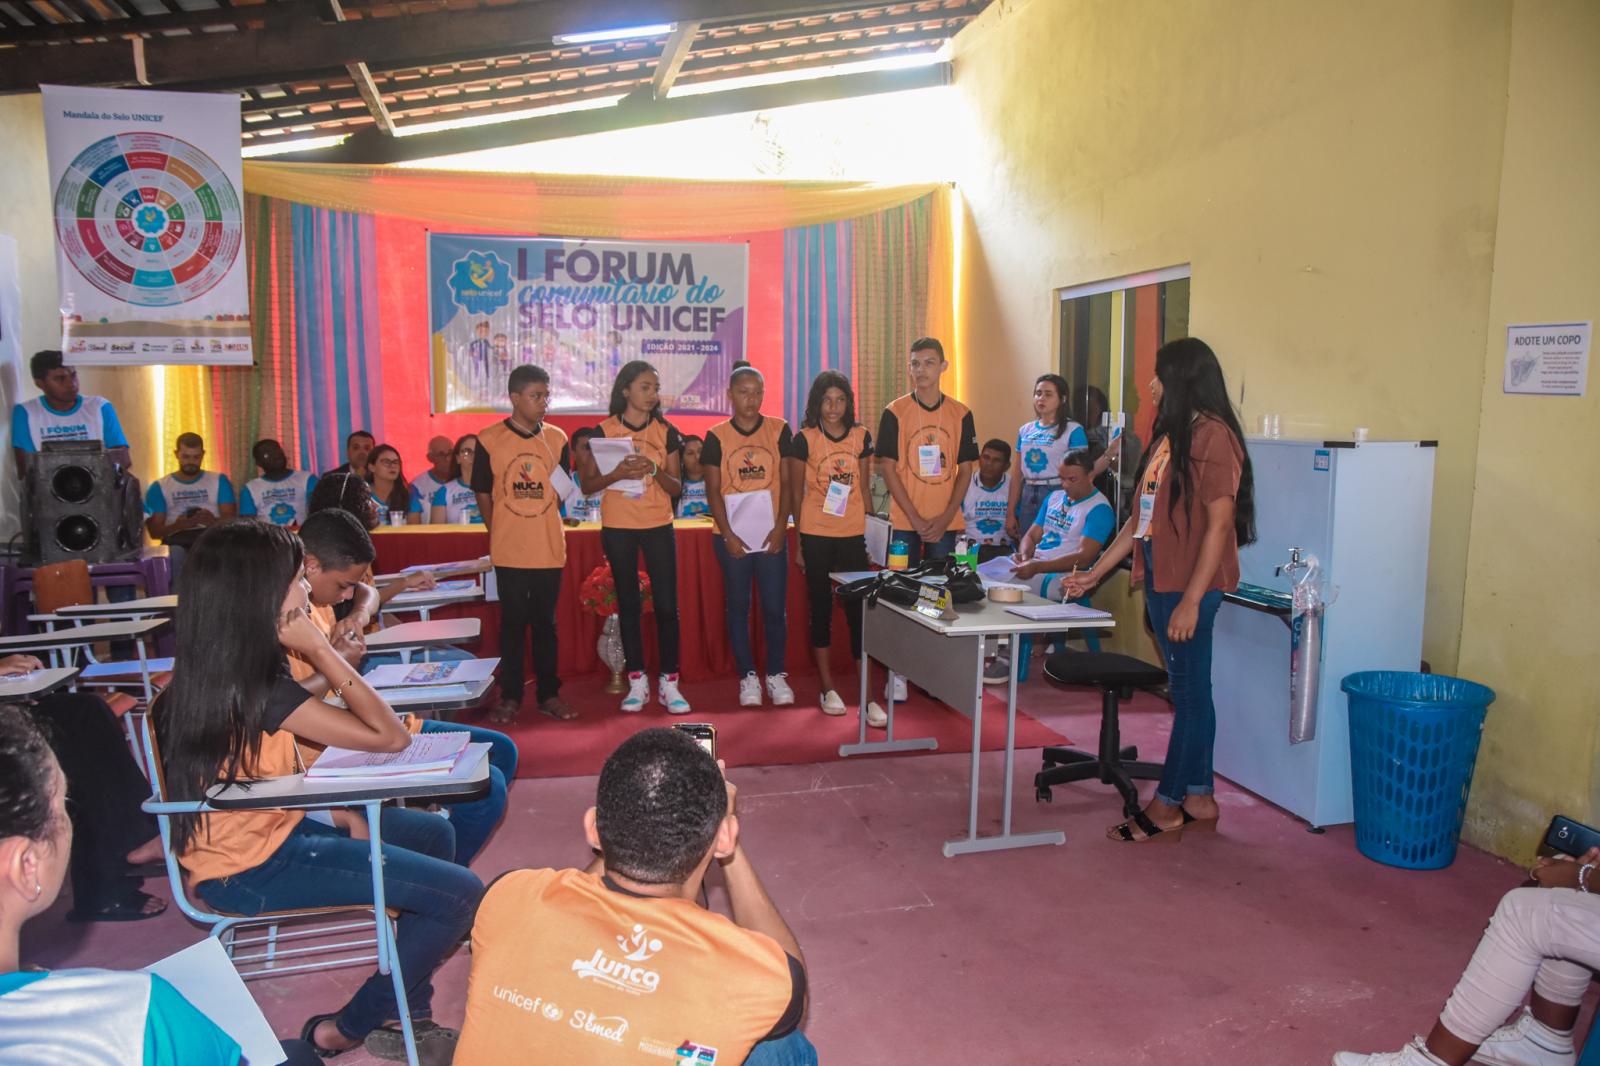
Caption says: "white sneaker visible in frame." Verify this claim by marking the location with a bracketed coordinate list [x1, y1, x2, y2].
[739, 674, 763, 707]
[865, 701, 888, 728]
[766, 673, 795, 706]
[620, 673, 649, 713]
[820, 690, 847, 716]
[1476, 1008, 1575, 1066]
[658, 673, 691, 715]
[884, 675, 908, 703]
[1332, 1037, 1445, 1066]
[983, 656, 1012, 685]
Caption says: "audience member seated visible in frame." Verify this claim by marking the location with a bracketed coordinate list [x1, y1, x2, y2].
[1334, 849, 1600, 1066]
[0, 704, 321, 1065]
[153, 520, 483, 1063]
[144, 431, 236, 582]
[427, 434, 484, 525]
[456, 727, 815, 1066]
[323, 429, 375, 480]
[4, 654, 165, 922]
[961, 437, 1015, 562]
[366, 444, 421, 526]
[296, 509, 515, 865]
[10, 349, 132, 477]
[561, 427, 604, 526]
[238, 438, 317, 528]
[411, 436, 455, 525]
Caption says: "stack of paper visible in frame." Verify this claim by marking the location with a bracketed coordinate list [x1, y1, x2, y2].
[589, 437, 644, 496]
[1004, 603, 1113, 622]
[364, 657, 498, 688]
[307, 730, 470, 779]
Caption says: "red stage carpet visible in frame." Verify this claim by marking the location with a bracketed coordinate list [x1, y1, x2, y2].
[456, 672, 1070, 779]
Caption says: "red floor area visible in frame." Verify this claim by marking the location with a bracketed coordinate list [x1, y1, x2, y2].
[25, 681, 1544, 1064]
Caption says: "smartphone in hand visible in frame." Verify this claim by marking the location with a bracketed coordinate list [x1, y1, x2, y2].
[1543, 814, 1600, 857]
[673, 722, 717, 761]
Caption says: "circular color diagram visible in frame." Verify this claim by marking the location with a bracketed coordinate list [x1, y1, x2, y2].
[52, 131, 242, 309]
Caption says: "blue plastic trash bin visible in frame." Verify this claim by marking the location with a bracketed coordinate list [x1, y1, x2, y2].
[1342, 671, 1496, 870]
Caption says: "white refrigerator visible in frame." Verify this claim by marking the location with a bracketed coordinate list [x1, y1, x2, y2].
[1211, 438, 1436, 828]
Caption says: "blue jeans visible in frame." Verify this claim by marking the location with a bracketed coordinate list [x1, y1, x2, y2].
[745, 1029, 819, 1066]
[890, 529, 957, 566]
[417, 720, 516, 865]
[1140, 540, 1223, 807]
[196, 807, 484, 1040]
[1016, 479, 1058, 525]
[712, 535, 788, 677]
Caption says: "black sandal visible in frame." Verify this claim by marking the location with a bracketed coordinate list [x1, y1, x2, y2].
[299, 1013, 358, 1059]
[65, 890, 167, 922]
[1107, 808, 1183, 844]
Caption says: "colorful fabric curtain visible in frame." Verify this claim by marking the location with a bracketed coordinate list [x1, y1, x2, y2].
[782, 221, 854, 430]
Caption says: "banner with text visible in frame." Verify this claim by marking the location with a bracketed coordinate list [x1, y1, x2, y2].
[43, 85, 251, 366]
[428, 233, 747, 415]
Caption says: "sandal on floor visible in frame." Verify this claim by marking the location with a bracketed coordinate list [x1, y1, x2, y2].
[1181, 808, 1220, 833]
[66, 890, 167, 922]
[538, 696, 578, 721]
[487, 699, 520, 724]
[1107, 809, 1183, 844]
[364, 1020, 458, 1064]
[299, 1013, 357, 1059]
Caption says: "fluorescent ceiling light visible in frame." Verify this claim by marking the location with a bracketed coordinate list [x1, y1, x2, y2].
[241, 133, 350, 157]
[553, 22, 674, 46]
[668, 45, 950, 98]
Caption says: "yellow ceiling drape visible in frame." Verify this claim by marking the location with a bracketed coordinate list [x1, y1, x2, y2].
[243, 162, 948, 236]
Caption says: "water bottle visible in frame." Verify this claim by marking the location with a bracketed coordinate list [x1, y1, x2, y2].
[888, 536, 910, 570]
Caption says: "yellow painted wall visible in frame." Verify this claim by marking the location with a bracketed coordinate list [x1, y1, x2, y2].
[0, 95, 165, 539]
[1456, 1, 1600, 859]
[950, 0, 1598, 858]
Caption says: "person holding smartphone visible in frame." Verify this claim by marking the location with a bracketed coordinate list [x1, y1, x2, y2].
[1062, 337, 1254, 844]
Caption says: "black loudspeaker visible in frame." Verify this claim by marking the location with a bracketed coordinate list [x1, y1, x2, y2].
[25, 441, 142, 565]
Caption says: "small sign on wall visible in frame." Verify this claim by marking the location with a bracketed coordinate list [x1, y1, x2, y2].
[1504, 321, 1590, 396]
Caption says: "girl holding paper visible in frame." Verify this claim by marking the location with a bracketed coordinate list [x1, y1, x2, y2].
[581, 361, 691, 714]
[1062, 338, 1254, 843]
[786, 370, 875, 718]
[152, 520, 483, 1060]
[702, 362, 796, 708]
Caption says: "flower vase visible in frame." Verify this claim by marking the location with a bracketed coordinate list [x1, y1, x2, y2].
[598, 614, 626, 694]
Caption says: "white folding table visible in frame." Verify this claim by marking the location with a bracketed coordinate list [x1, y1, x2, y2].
[366, 619, 481, 663]
[0, 666, 81, 702]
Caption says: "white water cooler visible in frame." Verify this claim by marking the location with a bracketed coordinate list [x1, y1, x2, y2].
[1211, 438, 1436, 828]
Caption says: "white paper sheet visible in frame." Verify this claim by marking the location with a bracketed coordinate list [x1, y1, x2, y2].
[864, 515, 891, 567]
[144, 939, 285, 1066]
[80, 657, 176, 679]
[548, 463, 579, 502]
[976, 555, 1021, 584]
[1004, 603, 1113, 621]
[307, 730, 470, 778]
[589, 437, 645, 496]
[365, 657, 499, 688]
[724, 490, 776, 551]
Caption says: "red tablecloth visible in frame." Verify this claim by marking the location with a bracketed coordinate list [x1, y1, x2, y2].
[372, 523, 859, 684]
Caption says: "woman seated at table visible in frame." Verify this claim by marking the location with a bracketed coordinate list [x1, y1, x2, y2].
[0, 704, 323, 1065]
[2, 654, 166, 922]
[153, 520, 484, 1062]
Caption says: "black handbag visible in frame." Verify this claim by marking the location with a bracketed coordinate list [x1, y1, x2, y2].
[835, 558, 986, 611]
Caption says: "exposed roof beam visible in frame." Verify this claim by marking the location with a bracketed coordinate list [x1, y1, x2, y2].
[1, 0, 305, 46]
[265, 60, 948, 164]
[648, 18, 699, 99]
[2, 0, 880, 93]
[319, 0, 394, 134]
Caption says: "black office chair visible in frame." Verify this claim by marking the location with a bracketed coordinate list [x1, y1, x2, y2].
[1035, 651, 1168, 815]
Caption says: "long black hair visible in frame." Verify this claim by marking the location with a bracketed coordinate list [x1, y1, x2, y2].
[608, 360, 663, 421]
[1035, 373, 1072, 439]
[309, 470, 379, 531]
[365, 444, 411, 514]
[155, 520, 304, 854]
[1146, 337, 1256, 545]
[446, 433, 479, 484]
[802, 369, 857, 431]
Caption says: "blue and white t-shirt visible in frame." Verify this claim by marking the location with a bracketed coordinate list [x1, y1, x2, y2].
[1015, 418, 1088, 484]
[239, 470, 317, 527]
[411, 471, 448, 524]
[562, 491, 603, 523]
[1032, 488, 1115, 562]
[0, 969, 239, 1065]
[961, 471, 1012, 545]
[676, 477, 710, 518]
[11, 395, 129, 453]
[144, 471, 234, 519]
[430, 478, 484, 524]
[373, 490, 423, 526]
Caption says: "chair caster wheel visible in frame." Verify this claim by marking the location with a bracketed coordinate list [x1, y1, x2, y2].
[1036, 787, 1052, 803]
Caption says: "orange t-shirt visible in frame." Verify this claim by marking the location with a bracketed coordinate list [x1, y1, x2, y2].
[701, 415, 792, 529]
[456, 868, 804, 1065]
[874, 392, 980, 531]
[471, 419, 570, 569]
[597, 415, 682, 530]
[792, 424, 874, 536]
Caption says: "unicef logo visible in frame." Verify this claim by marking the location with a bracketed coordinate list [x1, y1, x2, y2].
[1024, 447, 1048, 473]
[448, 250, 514, 315]
[268, 502, 296, 525]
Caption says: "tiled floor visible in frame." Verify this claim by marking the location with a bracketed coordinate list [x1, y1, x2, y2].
[25, 684, 1540, 1064]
